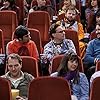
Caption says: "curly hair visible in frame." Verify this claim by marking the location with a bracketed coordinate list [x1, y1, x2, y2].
[49, 23, 60, 39]
[14, 25, 29, 39]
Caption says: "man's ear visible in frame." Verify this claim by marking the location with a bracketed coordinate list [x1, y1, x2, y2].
[52, 33, 56, 38]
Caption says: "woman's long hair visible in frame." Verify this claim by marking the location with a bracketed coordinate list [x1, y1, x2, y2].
[57, 52, 80, 84]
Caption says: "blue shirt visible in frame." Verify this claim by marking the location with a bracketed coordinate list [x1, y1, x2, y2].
[50, 72, 89, 100]
[84, 38, 100, 64]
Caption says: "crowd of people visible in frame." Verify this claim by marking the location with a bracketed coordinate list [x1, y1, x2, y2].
[0, 0, 100, 100]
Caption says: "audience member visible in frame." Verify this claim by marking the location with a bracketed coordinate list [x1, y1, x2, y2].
[84, 23, 100, 80]
[50, 51, 89, 100]
[58, 5, 85, 58]
[43, 23, 76, 62]
[90, 9, 100, 40]
[6, 25, 39, 60]
[29, 0, 55, 19]
[2, 53, 34, 100]
[85, 0, 100, 33]
[41, 23, 76, 74]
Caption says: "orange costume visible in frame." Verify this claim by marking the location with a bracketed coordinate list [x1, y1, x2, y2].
[6, 39, 39, 60]
[77, 22, 86, 58]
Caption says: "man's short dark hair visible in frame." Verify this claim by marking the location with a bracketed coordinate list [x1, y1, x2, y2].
[49, 23, 60, 39]
[14, 25, 29, 39]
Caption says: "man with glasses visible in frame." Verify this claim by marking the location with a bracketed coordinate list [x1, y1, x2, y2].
[43, 23, 76, 62]
[6, 25, 39, 60]
[39, 23, 76, 75]
[2, 53, 34, 100]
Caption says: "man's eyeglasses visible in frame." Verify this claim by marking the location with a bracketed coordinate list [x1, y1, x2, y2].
[56, 30, 65, 33]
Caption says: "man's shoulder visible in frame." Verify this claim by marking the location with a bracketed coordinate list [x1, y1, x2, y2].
[64, 39, 72, 42]
[64, 39, 74, 45]
[27, 40, 36, 45]
[88, 38, 98, 45]
[44, 41, 53, 47]
[28, 40, 35, 43]
[7, 39, 18, 45]
[8, 39, 16, 43]
[91, 71, 100, 79]
[1, 72, 9, 78]
[24, 72, 34, 79]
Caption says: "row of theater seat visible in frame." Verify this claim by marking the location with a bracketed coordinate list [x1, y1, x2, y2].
[0, 10, 50, 53]
[0, 10, 50, 45]
[1, 74, 100, 100]
[0, 10, 96, 54]
[0, 76, 71, 100]
[0, 10, 98, 75]
[5, 55, 100, 78]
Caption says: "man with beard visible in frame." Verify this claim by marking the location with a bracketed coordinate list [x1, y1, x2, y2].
[84, 23, 100, 80]
[58, 5, 85, 58]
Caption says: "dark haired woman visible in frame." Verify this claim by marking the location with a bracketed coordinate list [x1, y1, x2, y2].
[51, 52, 89, 100]
[85, 0, 100, 33]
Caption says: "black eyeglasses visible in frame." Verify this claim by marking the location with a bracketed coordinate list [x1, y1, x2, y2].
[56, 30, 65, 33]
